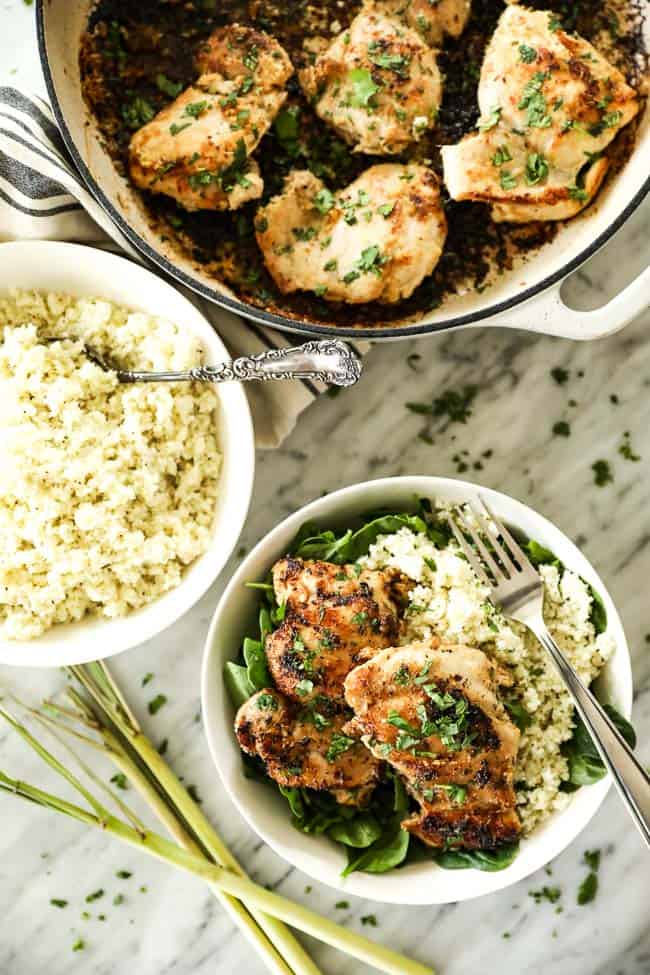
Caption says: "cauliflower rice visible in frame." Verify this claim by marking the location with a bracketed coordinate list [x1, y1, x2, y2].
[361, 525, 615, 834]
[0, 290, 221, 640]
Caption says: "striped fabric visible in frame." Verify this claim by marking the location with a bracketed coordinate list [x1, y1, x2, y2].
[0, 86, 360, 448]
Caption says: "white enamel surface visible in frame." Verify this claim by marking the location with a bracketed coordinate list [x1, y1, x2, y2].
[0, 241, 255, 667]
[38, 0, 649, 337]
[201, 476, 632, 905]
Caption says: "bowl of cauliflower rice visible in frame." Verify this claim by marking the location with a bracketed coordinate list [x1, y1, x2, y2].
[202, 476, 633, 904]
[0, 241, 254, 667]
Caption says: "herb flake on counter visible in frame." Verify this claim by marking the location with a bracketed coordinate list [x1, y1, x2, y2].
[72, 938, 85, 952]
[142, 673, 154, 686]
[116, 870, 132, 879]
[50, 898, 68, 908]
[552, 421, 571, 438]
[618, 431, 640, 462]
[577, 871, 598, 905]
[148, 694, 168, 715]
[407, 386, 477, 425]
[551, 366, 569, 385]
[187, 784, 202, 804]
[592, 459, 613, 486]
[335, 900, 350, 909]
[529, 885, 562, 905]
[85, 889, 104, 903]
[110, 773, 128, 790]
[361, 914, 378, 926]
[584, 849, 601, 871]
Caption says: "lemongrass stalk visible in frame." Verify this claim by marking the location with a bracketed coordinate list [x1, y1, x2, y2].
[30, 712, 148, 836]
[70, 664, 323, 975]
[38, 701, 299, 975]
[0, 707, 111, 823]
[0, 772, 434, 975]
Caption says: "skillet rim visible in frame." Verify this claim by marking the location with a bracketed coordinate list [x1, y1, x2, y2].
[36, 0, 650, 340]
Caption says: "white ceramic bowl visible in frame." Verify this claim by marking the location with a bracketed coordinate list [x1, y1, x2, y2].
[202, 476, 632, 905]
[0, 240, 255, 668]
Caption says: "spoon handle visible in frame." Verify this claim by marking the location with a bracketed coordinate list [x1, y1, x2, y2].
[118, 340, 362, 388]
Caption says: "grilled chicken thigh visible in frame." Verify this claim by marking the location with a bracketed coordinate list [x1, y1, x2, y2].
[235, 689, 380, 805]
[299, 9, 442, 155]
[344, 640, 521, 849]
[441, 5, 640, 222]
[365, 0, 472, 45]
[129, 25, 293, 211]
[255, 164, 447, 303]
[265, 557, 410, 705]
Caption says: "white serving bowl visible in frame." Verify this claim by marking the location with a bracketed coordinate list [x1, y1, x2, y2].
[202, 476, 632, 905]
[0, 241, 255, 668]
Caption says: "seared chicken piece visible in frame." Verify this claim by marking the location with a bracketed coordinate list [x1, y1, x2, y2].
[441, 5, 640, 222]
[129, 25, 293, 211]
[365, 0, 472, 45]
[265, 557, 410, 705]
[235, 688, 380, 805]
[255, 164, 447, 303]
[344, 640, 521, 849]
[299, 9, 442, 155]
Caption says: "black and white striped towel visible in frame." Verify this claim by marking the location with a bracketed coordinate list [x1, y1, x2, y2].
[0, 86, 361, 447]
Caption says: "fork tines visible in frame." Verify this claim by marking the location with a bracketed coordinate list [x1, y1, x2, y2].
[447, 497, 537, 588]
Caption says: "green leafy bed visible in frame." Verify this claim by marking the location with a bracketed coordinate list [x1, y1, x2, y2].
[224, 502, 635, 876]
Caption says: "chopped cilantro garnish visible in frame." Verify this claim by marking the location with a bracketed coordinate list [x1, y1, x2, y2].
[478, 106, 501, 132]
[592, 459, 613, 486]
[525, 153, 549, 185]
[313, 188, 335, 214]
[184, 100, 210, 119]
[156, 73, 183, 98]
[346, 68, 381, 109]
[148, 694, 168, 715]
[326, 733, 356, 762]
[491, 145, 512, 166]
[577, 872, 598, 905]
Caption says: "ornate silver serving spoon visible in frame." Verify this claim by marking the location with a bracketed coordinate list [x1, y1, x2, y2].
[46, 338, 362, 388]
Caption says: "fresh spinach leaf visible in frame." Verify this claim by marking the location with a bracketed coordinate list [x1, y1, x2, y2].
[342, 822, 410, 876]
[243, 636, 271, 691]
[523, 539, 560, 566]
[434, 842, 519, 872]
[587, 584, 607, 634]
[564, 704, 636, 786]
[223, 662, 255, 709]
[278, 785, 306, 819]
[290, 512, 431, 564]
[328, 813, 383, 848]
[503, 694, 533, 732]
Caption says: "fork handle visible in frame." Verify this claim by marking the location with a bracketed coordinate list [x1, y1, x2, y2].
[530, 621, 650, 847]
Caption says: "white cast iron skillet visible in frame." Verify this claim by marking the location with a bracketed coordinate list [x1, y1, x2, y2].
[37, 1, 650, 341]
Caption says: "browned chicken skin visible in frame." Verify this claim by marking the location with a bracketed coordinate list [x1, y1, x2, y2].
[265, 557, 410, 705]
[441, 5, 640, 222]
[129, 25, 293, 211]
[344, 640, 521, 849]
[235, 688, 381, 805]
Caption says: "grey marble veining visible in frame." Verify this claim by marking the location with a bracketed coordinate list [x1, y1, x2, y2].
[1, 3, 650, 973]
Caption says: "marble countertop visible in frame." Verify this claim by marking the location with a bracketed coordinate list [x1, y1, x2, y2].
[1, 4, 649, 974]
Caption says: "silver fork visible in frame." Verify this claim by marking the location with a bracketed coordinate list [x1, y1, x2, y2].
[448, 496, 650, 848]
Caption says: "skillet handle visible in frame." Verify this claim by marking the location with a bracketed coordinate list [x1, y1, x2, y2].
[497, 264, 650, 341]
